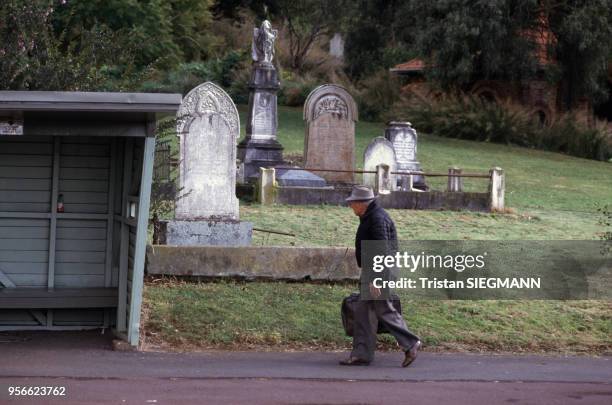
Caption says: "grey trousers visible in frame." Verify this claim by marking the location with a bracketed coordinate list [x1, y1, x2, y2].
[350, 299, 420, 362]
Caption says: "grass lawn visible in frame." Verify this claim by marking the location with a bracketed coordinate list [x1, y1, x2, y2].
[235, 106, 611, 246]
[144, 105, 612, 354]
[143, 280, 612, 355]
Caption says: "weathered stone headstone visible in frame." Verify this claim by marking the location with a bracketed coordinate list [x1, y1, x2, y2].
[159, 81, 252, 246]
[329, 33, 345, 59]
[276, 169, 327, 187]
[303, 84, 358, 183]
[363, 137, 396, 190]
[237, 20, 285, 182]
[176, 82, 239, 220]
[384, 121, 427, 190]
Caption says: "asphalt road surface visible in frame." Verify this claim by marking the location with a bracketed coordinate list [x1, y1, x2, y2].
[0, 331, 610, 404]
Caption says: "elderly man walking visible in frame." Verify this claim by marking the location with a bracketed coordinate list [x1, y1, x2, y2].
[340, 185, 421, 367]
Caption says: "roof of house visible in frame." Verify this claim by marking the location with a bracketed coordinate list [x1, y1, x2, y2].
[389, 58, 426, 73]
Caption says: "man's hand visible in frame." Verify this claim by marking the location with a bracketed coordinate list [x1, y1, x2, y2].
[369, 283, 381, 299]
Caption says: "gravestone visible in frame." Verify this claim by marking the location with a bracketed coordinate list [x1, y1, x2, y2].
[329, 33, 345, 59]
[237, 20, 285, 182]
[175, 82, 240, 220]
[303, 84, 358, 183]
[276, 169, 327, 187]
[363, 137, 396, 190]
[384, 121, 427, 190]
[160, 82, 252, 246]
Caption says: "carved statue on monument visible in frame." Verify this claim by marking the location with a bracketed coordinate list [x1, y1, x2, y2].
[238, 19, 285, 182]
[252, 20, 277, 65]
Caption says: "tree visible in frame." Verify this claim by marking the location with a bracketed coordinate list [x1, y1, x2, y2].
[52, 0, 177, 69]
[213, 0, 349, 71]
[404, 0, 612, 109]
[169, 0, 217, 61]
[343, 0, 414, 79]
[273, 0, 347, 71]
[407, 0, 541, 90]
[545, 0, 612, 109]
[52, 0, 217, 69]
[0, 0, 123, 90]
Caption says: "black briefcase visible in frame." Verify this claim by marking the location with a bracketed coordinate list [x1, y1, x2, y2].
[341, 292, 403, 337]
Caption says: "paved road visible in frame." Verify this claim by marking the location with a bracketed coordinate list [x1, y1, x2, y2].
[0, 331, 610, 404]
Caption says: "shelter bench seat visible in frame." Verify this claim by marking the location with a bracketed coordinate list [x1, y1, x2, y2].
[0, 288, 118, 309]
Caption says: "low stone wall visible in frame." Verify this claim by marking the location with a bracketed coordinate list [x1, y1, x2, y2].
[146, 245, 360, 280]
[274, 185, 351, 206]
[379, 191, 490, 211]
[275, 187, 491, 211]
[256, 166, 504, 212]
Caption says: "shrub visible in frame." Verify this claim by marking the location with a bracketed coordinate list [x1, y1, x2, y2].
[140, 50, 247, 95]
[353, 70, 402, 121]
[389, 94, 612, 161]
[279, 74, 319, 107]
[539, 116, 612, 161]
[227, 62, 251, 105]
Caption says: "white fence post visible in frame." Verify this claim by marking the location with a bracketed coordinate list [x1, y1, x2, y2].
[447, 167, 463, 192]
[488, 167, 505, 211]
[258, 167, 276, 205]
[375, 164, 393, 194]
[399, 173, 413, 191]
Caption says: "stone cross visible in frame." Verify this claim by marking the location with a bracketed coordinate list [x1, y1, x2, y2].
[175, 82, 240, 220]
[303, 84, 358, 183]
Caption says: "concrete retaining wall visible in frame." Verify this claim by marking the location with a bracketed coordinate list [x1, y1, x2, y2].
[379, 191, 490, 211]
[276, 187, 490, 211]
[146, 245, 360, 280]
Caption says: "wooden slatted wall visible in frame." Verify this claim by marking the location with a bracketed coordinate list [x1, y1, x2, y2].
[0, 136, 52, 325]
[0, 135, 117, 328]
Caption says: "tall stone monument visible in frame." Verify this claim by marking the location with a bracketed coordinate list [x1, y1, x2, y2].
[237, 20, 285, 182]
[159, 82, 252, 246]
[363, 137, 397, 190]
[384, 121, 427, 190]
[303, 84, 358, 183]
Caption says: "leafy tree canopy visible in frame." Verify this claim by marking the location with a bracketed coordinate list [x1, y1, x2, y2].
[0, 0, 125, 90]
[344, 0, 415, 79]
[52, 0, 216, 69]
[545, 0, 612, 107]
[408, 0, 541, 89]
[406, 0, 612, 108]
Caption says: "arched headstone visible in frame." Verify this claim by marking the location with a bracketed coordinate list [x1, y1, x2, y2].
[384, 121, 427, 190]
[175, 82, 240, 220]
[303, 85, 358, 183]
[363, 137, 396, 190]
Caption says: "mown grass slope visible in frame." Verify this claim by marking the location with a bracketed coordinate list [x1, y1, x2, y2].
[144, 106, 611, 353]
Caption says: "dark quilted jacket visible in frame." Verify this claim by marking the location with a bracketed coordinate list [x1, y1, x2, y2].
[354, 199, 397, 269]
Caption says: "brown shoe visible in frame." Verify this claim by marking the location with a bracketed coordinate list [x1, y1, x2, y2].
[402, 341, 421, 367]
[339, 357, 371, 366]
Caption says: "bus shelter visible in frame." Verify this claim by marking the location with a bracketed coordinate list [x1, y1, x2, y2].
[0, 91, 181, 346]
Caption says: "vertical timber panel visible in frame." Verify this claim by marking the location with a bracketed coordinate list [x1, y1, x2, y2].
[127, 133, 155, 347]
[116, 139, 133, 333]
[47, 137, 60, 327]
[104, 139, 117, 327]
[105, 139, 117, 286]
